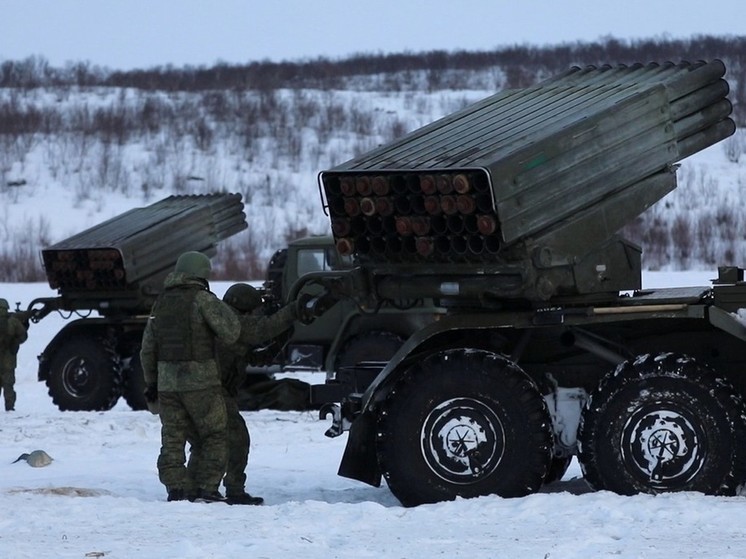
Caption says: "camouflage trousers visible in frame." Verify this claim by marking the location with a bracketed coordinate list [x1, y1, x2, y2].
[187, 394, 250, 496]
[0, 366, 16, 411]
[157, 387, 227, 494]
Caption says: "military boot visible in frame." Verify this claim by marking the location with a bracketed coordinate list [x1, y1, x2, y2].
[226, 491, 264, 506]
[167, 488, 186, 502]
[192, 489, 227, 503]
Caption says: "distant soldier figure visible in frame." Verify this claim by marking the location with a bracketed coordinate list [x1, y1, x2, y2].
[140, 251, 240, 503]
[0, 298, 28, 412]
[187, 283, 311, 505]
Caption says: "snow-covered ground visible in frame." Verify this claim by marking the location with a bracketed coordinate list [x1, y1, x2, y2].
[3, 272, 746, 559]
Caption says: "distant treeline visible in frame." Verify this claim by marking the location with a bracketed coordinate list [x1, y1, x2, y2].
[3, 36, 745, 123]
[1, 36, 744, 88]
[102, 36, 746, 94]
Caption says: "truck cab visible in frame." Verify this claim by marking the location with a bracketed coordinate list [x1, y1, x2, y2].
[263, 235, 438, 377]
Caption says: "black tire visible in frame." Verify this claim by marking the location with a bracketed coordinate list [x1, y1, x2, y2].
[376, 348, 553, 506]
[578, 353, 746, 496]
[47, 337, 123, 411]
[335, 330, 405, 369]
[544, 456, 573, 485]
[122, 352, 147, 411]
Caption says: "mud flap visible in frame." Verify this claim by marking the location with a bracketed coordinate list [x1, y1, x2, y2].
[337, 411, 382, 487]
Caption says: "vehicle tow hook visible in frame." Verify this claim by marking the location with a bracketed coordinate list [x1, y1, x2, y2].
[319, 403, 350, 438]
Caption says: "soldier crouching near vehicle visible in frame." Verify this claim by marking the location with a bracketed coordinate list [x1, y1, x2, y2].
[140, 251, 240, 503]
[0, 298, 28, 412]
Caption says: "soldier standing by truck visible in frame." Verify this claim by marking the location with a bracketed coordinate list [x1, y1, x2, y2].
[0, 298, 28, 411]
[140, 251, 240, 503]
[187, 282, 332, 505]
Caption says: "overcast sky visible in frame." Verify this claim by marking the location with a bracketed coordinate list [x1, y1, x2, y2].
[2, 0, 745, 70]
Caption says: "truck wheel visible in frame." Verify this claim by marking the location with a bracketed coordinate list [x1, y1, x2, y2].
[544, 456, 573, 484]
[578, 353, 746, 495]
[47, 337, 123, 411]
[335, 330, 404, 369]
[376, 348, 553, 506]
[122, 352, 147, 411]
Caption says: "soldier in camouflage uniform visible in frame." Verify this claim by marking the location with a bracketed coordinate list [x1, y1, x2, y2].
[140, 251, 240, 503]
[187, 282, 304, 506]
[0, 298, 28, 412]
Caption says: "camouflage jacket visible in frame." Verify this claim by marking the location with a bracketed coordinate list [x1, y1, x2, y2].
[0, 309, 28, 369]
[219, 303, 297, 397]
[140, 273, 240, 392]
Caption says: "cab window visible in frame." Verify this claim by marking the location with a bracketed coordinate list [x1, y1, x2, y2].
[296, 249, 326, 277]
[296, 245, 353, 277]
[325, 247, 353, 269]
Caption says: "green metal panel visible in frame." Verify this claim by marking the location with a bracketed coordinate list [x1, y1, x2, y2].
[494, 86, 676, 242]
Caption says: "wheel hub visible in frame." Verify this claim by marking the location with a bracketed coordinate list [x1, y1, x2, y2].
[621, 405, 705, 489]
[62, 357, 93, 397]
[421, 397, 505, 484]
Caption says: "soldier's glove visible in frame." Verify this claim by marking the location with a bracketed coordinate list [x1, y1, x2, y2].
[296, 293, 316, 325]
[144, 383, 158, 403]
[311, 289, 337, 318]
[144, 384, 160, 416]
[296, 290, 337, 325]
[247, 346, 277, 367]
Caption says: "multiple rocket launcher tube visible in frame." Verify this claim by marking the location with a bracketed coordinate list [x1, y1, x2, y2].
[327, 170, 501, 262]
[43, 194, 247, 292]
[322, 60, 736, 270]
